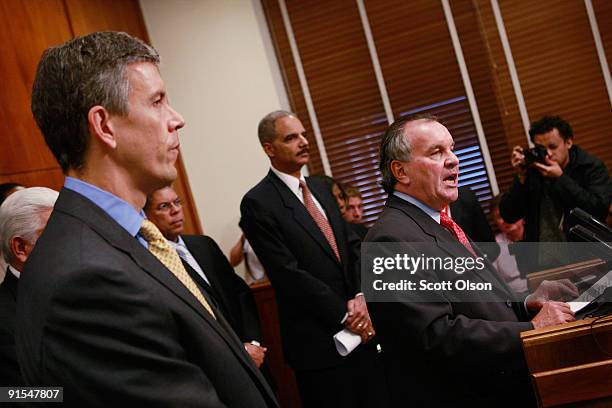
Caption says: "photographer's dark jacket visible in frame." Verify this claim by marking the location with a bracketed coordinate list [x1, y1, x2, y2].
[500, 145, 612, 242]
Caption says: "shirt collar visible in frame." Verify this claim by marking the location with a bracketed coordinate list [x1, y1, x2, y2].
[270, 166, 306, 195]
[64, 177, 145, 237]
[8, 265, 20, 279]
[393, 190, 441, 223]
[168, 235, 185, 251]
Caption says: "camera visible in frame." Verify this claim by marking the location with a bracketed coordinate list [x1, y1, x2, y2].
[523, 145, 547, 165]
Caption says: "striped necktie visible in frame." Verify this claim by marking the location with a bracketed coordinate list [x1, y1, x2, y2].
[440, 206, 477, 257]
[299, 180, 340, 261]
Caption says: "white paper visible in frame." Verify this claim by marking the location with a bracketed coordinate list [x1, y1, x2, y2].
[568, 302, 590, 313]
[573, 271, 612, 303]
[333, 329, 361, 356]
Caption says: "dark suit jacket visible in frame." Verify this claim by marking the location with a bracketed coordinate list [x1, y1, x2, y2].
[365, 194, 535, 408]
[0, 270, 23, 386]
[16, 188, 277, 407]
[500, 145, 612, 241]
[240, 171, 361, 371]
[181, 235, 262, 343]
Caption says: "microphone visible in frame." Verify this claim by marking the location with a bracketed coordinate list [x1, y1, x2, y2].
[569, 225, 612, 261]
[570, 208, 612, 241]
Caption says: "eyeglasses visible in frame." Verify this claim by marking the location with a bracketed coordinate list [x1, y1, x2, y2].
[156, 198, 183, 212]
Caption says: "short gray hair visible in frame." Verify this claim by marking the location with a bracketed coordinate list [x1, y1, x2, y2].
[0, 187, 59, 265]
[379, 114, 439, 193]
[258, 110, 296, 145]
[31, 31, 160, 172]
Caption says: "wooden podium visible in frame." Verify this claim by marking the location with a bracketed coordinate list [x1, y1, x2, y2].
[520, 316, 612, 407]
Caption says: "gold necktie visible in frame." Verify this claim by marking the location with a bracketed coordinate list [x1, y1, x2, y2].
[139, 219, 216, 319]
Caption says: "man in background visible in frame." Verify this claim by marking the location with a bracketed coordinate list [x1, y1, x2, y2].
[240, 110, 386, 407]
[0, 187, 57, 386]
[17, 31, 276, 407]
[0, 182, 25, 278]
[342, 185, 368, 240]
[145, 186, 268, 370]
[501, 115, 612, 242]
[491, 195, 528, 293]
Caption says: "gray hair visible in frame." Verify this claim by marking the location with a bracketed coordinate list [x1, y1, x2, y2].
[0, 187, 59, 265]
[31, 31, 160, 173]
[379, 114, 439, 193]
[258, 110, 296, 145]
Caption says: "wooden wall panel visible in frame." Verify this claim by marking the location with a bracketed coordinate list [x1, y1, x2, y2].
[0, 168, 65, 192]
[0, 0, 72, 177]
[63, 0, 202, 234]
[0, 0, 201, 234]
[501, 0, 612, 173]
[64, 0, 150, 41]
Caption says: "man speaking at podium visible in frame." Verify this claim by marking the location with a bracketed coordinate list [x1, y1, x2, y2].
[366, 115, 577, 407]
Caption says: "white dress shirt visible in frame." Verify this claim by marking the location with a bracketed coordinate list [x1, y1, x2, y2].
[169, 236, 210, 285]
[393, 190, 441, 223]
[8, 265, 20, 279]
[270, 166, 327, 219]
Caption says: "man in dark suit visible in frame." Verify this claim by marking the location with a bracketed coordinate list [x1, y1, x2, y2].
[365, 115, 577, 407]
[144, 186, 268, 369]
[0, 187, 57, 386]
[16, 32, 277, 407]
[240, 111, 386, 407]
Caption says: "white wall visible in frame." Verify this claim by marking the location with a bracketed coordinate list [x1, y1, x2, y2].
[140, 0, 289, 260]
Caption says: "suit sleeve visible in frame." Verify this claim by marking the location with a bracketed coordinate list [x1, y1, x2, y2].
[552, 160, 612, 219]
[204, 237, 263, 342]
[41, 266, 229, 408]
[240, 196, 347, 328]
[368, 233, 533, 376]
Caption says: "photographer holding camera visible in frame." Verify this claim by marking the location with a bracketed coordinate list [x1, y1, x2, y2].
[500, 115, 612, 243]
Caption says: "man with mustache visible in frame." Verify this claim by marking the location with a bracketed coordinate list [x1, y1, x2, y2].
[144, 186, 269, 371]
[240, 111, 387, 407]
[365, 115, 576, 407]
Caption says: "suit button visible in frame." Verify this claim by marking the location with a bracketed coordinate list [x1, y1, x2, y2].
[506, 300, 512, 308]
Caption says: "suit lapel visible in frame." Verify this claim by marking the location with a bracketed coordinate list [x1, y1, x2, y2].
[182, 237, 228, 306]
[55, 189, 274, 392]
[267, 171, 341, 265]
[387, 195, 511, 298]
[2, 269, 18, 300]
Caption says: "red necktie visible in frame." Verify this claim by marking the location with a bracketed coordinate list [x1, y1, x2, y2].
[299, 180, 340, 261]
[439, 206, 477, 257]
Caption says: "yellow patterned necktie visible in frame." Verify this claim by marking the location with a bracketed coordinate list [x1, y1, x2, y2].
[139, 219, 216, 319]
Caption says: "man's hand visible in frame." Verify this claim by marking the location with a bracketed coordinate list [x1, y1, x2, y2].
[357, 320, 376, 344]
[526, 279, 579, 312]
[345, 295, 375, 343]
[244, 342, 267, 368]
[533, 156, 563, 178]
[345, 295, 369, 332]
[510, 146, 527, 183]
[531, 301, 575, 329]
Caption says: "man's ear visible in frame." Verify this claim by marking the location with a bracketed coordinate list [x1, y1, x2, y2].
[391, 160, 410, 186]
[566, 137, 573, 149]
[88, 105, 117, 149]
[10, 236, 30, 265]
[262, 142, 275, 158]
